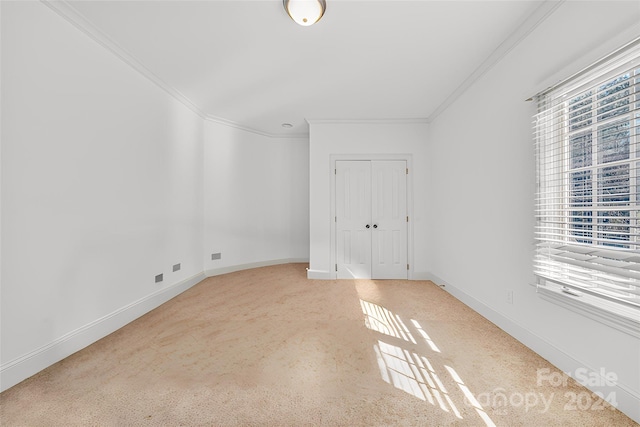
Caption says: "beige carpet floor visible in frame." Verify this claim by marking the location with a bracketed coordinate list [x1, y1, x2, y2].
[0, 263, 636, 426]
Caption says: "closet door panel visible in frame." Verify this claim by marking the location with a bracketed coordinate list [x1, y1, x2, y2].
[371, 161, 407, 279]
[336, 161, 372, 279]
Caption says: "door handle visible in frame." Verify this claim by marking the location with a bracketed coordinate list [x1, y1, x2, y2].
[373, 224, 378, 229]
[365, 224, 370, 229]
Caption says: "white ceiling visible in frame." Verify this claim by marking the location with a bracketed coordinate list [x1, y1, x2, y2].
[65, 0, 547, 136]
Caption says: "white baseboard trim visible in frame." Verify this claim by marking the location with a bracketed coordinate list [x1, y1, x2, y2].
[305, 270, 432, 281]
[0, 272, 206, 393]
[426, 272, 640, 424]
[205, 258, 309, 277]
[306, 269, 333, 280]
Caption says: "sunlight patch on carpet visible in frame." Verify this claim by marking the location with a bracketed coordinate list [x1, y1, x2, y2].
[360, 300, 417, 344]
[361, 299, 496, 427]
[445, 365, 496, 427]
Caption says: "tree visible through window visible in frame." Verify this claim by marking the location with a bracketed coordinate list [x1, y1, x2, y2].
[533, 42, 640, 327]
[568, 74, 634, 249]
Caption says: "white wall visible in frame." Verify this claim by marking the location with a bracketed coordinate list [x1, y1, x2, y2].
[1, 2, 204, 390]
[427, 1, 640, 422]
[203, 120, 309, 274]
[308, 121, 429, 279]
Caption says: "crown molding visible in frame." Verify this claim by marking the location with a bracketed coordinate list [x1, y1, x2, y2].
[205, 115, 309, 139]
[41, 0, 309, 140]
[42, 0, 552, 138]
[305, 118, 429, 125]
[42, 0, 208, 119]
[427, 0, 564, 123]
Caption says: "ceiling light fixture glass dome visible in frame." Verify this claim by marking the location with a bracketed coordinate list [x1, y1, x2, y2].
[283, 0, 326, 27]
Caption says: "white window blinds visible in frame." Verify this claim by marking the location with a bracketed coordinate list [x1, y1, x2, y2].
[533, 39, 640, 319]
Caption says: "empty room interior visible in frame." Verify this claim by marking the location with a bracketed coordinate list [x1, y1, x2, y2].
[1, 0, 640, 425]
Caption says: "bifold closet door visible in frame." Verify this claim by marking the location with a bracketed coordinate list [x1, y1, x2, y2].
[336, 160, 407, 279]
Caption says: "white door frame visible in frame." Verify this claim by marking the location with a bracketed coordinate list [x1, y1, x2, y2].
[330, 154, 414, 280]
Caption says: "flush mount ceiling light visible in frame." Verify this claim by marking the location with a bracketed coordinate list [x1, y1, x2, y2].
[281, 123, 293, 128]
[283, 0, 326, 26]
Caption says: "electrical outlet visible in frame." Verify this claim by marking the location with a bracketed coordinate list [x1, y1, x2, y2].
[173, 263, 181, 272]
[155, 274, 163, 283]
[211, 253, 221, 260]
[506, 289, 514, 305]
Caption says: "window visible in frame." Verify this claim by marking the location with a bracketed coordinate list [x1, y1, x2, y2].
[533, 39, 640, 336]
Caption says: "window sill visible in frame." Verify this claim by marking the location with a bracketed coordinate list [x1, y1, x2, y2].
[537, 283, 640, 339]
